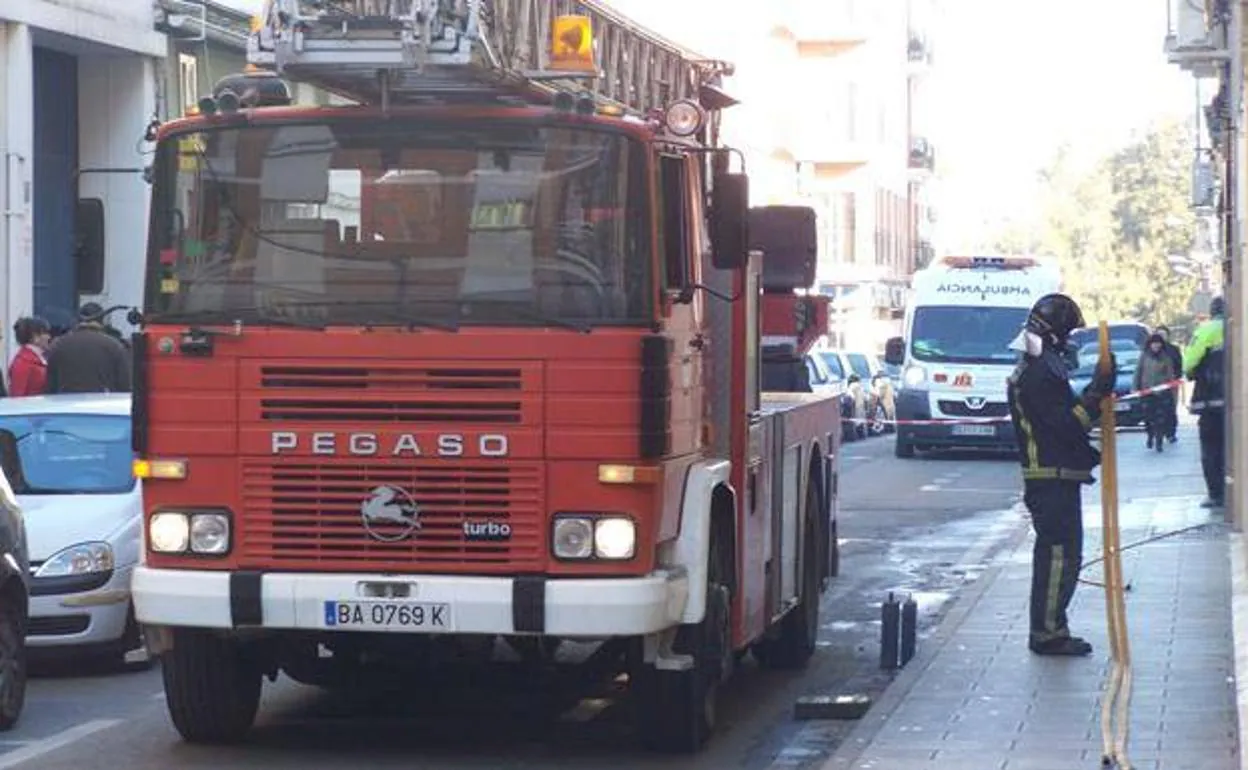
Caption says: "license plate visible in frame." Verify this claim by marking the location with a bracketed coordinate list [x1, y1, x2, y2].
[1114, 401, 1131, 412]
[323, 601, 451, 630]
[951, 424, 995, 437]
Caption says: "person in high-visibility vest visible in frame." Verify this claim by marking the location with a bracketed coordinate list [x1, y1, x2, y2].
[1182, 296, 1226, 509]
[1007, 293, 1116, 656]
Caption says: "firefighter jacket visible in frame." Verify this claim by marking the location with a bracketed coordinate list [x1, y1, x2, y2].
[1007, 347, 1102, 484]
[1182, 317, 1224, 413]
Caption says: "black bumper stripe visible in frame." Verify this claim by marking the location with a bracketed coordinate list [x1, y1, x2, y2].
[229, 571, 264, 627]
[511, 575, 546, 634]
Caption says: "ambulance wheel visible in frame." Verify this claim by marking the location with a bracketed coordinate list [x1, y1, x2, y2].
[162, 629, 261, 744]
[636, 518, 733, 753]
[753, 493, 822, 670]
[895, 437, 915, 458]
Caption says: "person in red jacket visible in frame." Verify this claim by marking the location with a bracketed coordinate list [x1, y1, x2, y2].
[8, 316, 51, 397]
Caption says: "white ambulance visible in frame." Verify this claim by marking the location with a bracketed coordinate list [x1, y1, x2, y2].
[883, 255, 1062, 458]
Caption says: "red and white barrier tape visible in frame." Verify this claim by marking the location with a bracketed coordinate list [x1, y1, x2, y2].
[844, 379, 1185, 427]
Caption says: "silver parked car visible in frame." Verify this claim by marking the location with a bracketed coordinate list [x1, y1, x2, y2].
[0, 394, 145, 668]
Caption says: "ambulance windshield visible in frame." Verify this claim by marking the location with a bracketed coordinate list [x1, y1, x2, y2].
[910, 305, 1029, 365]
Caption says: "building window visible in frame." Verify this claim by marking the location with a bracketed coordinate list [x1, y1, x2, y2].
[178, 53, 199, 112]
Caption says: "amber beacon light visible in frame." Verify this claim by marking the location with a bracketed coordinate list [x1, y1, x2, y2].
[550, 15, 596, 72]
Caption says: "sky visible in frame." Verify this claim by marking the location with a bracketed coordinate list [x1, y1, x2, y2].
[224, 0, 1201, 247]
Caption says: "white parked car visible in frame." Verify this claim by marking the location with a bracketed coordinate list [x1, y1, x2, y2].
[0, 394, 145, 668]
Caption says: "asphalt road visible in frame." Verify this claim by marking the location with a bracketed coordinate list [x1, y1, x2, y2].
[1, 431, 1030, 770]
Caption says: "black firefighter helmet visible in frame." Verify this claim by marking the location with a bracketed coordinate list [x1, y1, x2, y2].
[1025, 293, 1085, 347]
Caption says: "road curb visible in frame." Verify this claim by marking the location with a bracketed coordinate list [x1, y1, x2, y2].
[1229, 532, 1248, 770]
[814, 510, 1032, 770]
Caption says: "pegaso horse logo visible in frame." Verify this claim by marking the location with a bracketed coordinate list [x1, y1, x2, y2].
[360, 485, 421, 542]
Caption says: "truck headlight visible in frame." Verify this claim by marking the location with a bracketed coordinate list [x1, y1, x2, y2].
[551, 515, 636, 560]
[903, 365, 927, 387]
[34, 541, 114, 577]
[149, 510, 231, 555]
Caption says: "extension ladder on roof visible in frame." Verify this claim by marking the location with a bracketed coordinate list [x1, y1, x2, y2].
[248, 0, 731, 113]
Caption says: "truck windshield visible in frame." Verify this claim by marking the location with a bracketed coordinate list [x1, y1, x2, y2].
[910, 305, 1029, 365]
[144, 120, 649, 328]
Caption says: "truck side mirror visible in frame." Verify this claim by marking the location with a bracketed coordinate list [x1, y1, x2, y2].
[749, 205, 818, 292]
[710, 173, 749, 271]
[884, 336, 905, 366]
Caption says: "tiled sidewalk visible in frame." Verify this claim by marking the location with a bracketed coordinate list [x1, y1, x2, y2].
[824, 430, 1238, 770]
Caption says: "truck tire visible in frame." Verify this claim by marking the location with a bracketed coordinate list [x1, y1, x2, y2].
[753, 488, 822, 670]
[0, 595, 27, 732]
[635, 519, 733, 753]
[162, 629, 261, 744]
[895, 437, 915, 458]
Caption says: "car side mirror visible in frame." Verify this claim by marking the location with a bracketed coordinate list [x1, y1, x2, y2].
[710, 173, 749, 271]
[884, 337, 905, 366]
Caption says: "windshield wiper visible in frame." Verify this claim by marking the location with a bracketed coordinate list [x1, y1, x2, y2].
[288, 300, 461, 332]
[143, 309, 327, 331]
[459, 293, 593, 333]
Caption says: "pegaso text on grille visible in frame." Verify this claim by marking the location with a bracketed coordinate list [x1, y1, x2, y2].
[270, 431, 510, 457]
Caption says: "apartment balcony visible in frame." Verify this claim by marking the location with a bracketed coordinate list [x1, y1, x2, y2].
[908, 137, 935, 174]
[907, 33, 932, 72]
[787, 0, 872, 46]
[1163, 0, 1227, 78]
[794, 132, 876, 167]
[913, 239, 936, 271]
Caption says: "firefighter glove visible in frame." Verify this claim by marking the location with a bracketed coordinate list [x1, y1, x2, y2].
[1083, 352, 1117, 400]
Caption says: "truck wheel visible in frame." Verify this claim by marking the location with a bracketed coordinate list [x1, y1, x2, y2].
[0, 596, 27, 732]
[895, 437, 915, 458]
[636, 519, 733, 753]
[162, 629, 261, 744]
[753, 495, 822, 670]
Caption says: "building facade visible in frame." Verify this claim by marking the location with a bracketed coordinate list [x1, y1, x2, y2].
[1163, 0, 1244, 530]
[727, 0, 939, 352]
[1, 0, 166, 366]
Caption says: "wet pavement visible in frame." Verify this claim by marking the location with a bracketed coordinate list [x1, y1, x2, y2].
[2, 431, 1032, 769]
[820, 421, 1239, 770]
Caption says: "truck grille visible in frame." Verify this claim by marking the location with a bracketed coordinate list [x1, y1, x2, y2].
[936, 400, 1011, 418]
[240, 459, 543, 572]
[256, 364, 527, 423]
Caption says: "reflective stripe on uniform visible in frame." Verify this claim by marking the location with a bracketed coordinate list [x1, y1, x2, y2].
[1043, 543, 1064, 639]
[1072, 403, 1091, 430]
[1021, 467, 1093, 482]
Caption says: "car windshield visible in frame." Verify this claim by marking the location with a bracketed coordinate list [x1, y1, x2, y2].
[910, 306, 1029, 364]
[144, 120, 649, 329]
[0, 413, 134, 495]
[816, 352, 846, 379]
[1071, 338, 1142, 376]
[846, 353, 873, 379]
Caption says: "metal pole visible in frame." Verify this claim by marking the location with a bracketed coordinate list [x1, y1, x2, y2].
[1230, 0, 1245, 530]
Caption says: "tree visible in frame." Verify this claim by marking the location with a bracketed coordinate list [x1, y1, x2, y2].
[988, 118, 1201, 331]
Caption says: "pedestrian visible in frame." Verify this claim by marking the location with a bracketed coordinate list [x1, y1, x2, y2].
[1153, 325, 1183, 443]
[1182, 296, 1226, 509]
[1006, 293, 1115, 656]
[7, 316, 52, 397]
[45, 302, 132, 394]
[1135, 331, 1177, 452]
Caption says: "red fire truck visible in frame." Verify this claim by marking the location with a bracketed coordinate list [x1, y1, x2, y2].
[130, 0, 841, 753]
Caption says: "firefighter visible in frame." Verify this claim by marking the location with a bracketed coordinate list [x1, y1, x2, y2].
[1183, 296, 1225, 509]
[1007, 293, 1116, 656]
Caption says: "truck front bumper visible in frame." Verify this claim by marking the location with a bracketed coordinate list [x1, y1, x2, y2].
[132, 566, 689, 638]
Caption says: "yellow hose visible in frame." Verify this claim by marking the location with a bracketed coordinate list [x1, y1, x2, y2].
[1097, 320, 1133, 769]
